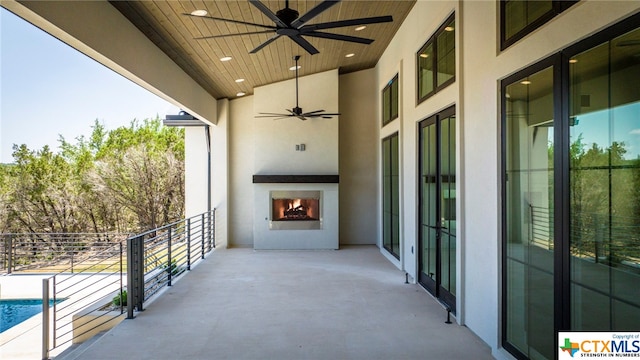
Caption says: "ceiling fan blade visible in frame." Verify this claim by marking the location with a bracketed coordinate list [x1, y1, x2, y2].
[303, 15, 393, 31]
[291, 0, 341, 29]
[302, 109, 326, 114]
[183, 13, 277, 30]
[258, 112, 291, 116]
[617, 40, 640, 46]
[250, 34, 282, 53]
[309, 112, 340, 116]
[303, 31, 373, 45]
[195, 30, 276, 40]
[249, 0, 288, 28]
[289, 35, 319, 55]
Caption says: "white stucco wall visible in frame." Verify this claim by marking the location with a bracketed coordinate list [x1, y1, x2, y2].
[252, 69, 340, 175]
[228, 96, 255, 247]
[184, 127, 209, 218]
[338, 69, 379, 245]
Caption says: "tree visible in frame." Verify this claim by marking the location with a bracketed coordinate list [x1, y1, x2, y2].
[1, 117, 185, 234]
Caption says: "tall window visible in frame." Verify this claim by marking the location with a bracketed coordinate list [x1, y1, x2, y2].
[502, 14, 640, 360]
[501, 0, 577, 50]
[417, 14, 455, 103]
[383, 133, 400, 259]
[382, 74, 399, 126]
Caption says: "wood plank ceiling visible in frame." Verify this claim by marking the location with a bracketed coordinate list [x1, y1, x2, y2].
[110, 1, 415, 100]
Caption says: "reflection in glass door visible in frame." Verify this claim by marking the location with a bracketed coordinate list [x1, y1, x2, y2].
[568, 26, 640, 331]
[419, 106, 456, 312]
[503, 64, 555, 360]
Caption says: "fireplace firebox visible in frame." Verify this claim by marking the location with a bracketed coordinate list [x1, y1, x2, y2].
[270, 190, 322, 230]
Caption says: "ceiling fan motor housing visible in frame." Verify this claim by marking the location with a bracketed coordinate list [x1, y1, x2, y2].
[276, 7, 299, 25]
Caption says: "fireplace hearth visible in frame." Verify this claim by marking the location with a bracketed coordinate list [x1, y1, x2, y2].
[270, 190, 322, 230]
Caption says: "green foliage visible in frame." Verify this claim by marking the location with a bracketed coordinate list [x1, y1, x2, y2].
[0, 116, 185, 234]
[112, 290, 127, 307]
[162, 259, 183, 276]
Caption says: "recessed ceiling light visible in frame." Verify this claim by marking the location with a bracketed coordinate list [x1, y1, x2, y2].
[191, 9, 208, 17]
[444, 26, 454, 32]
[289, 65, 301, 71]
[355, 26, 366, 31]
[235, 78, 245, 83]
[236, 92, 246, 97]
[345, 53, 355, 58]
[569, 59, 578, 64]
[420, 53, 429, 58]
[220, 56, 232, 62]
[520, 80, 531, 85]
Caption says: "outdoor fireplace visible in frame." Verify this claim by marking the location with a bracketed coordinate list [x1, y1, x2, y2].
[270, 190, 322, 230]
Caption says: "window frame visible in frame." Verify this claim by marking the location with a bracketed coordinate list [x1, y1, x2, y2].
[382, 132, 400, 260]
[417, 13, 456, 104]
[500, 0, 578, 51]
[382, 74, 399, 127]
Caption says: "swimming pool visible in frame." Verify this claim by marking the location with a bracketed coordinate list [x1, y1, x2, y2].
[0, 299, 60, 333]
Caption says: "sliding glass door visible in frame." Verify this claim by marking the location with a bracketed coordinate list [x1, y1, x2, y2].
[502, 14, 640, 360]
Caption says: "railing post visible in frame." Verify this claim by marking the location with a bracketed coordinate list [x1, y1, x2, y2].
[119, 242, 124, 314]
[126, 237, 135, 319]
[136, 235, 144, 312]
[52, 276, 57, 348]
[167, 227, 172, 286]
[213, 209, 216, 249]
[207, 211, 213, 252]
[201, 213, 205, 260]
[186, 218, 191, 271]
[126, 235, 145, 317]
[7, 234, 13, 274]
[42, 278, 50, 360]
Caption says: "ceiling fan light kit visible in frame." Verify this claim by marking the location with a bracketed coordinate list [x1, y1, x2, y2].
[185, 0, 393, 55]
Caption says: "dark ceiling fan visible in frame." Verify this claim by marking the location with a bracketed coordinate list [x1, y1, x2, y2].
[185, 0, 393, 55]
[255, 55, 340, 121]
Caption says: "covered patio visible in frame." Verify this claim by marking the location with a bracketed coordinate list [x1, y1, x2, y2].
[58, 246, 492, 360]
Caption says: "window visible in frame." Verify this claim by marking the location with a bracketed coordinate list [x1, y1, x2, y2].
[417, 14, 455, 103]
[382, 74, 399, 126]
[500, 0, 577, 50]
[382, 133, 400, 259]
[501, 13, 640, 360]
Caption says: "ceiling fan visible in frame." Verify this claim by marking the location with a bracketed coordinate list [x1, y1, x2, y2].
[255, 55, 340, 121]
[185, 0, 393, 55]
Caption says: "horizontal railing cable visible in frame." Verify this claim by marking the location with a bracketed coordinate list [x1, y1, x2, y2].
[37, 209, 215, 359]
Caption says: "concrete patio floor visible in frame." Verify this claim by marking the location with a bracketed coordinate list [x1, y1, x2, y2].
[60, 246, 493, 360]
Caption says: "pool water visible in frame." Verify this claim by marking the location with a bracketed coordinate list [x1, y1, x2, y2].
[0, 299, 60, 333]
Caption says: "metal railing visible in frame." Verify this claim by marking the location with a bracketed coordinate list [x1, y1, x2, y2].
[529, 204, 553, 250]
[40, 209, 215, 359]
[1, 233, 126, 274]
[126, 210, 215, 318]
[529, 205, 640, 272]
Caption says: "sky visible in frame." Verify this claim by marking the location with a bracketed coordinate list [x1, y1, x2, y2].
[0, 8, 179, 163]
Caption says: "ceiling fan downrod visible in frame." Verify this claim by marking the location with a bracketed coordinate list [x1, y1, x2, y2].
[294, 55, 301, 115]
